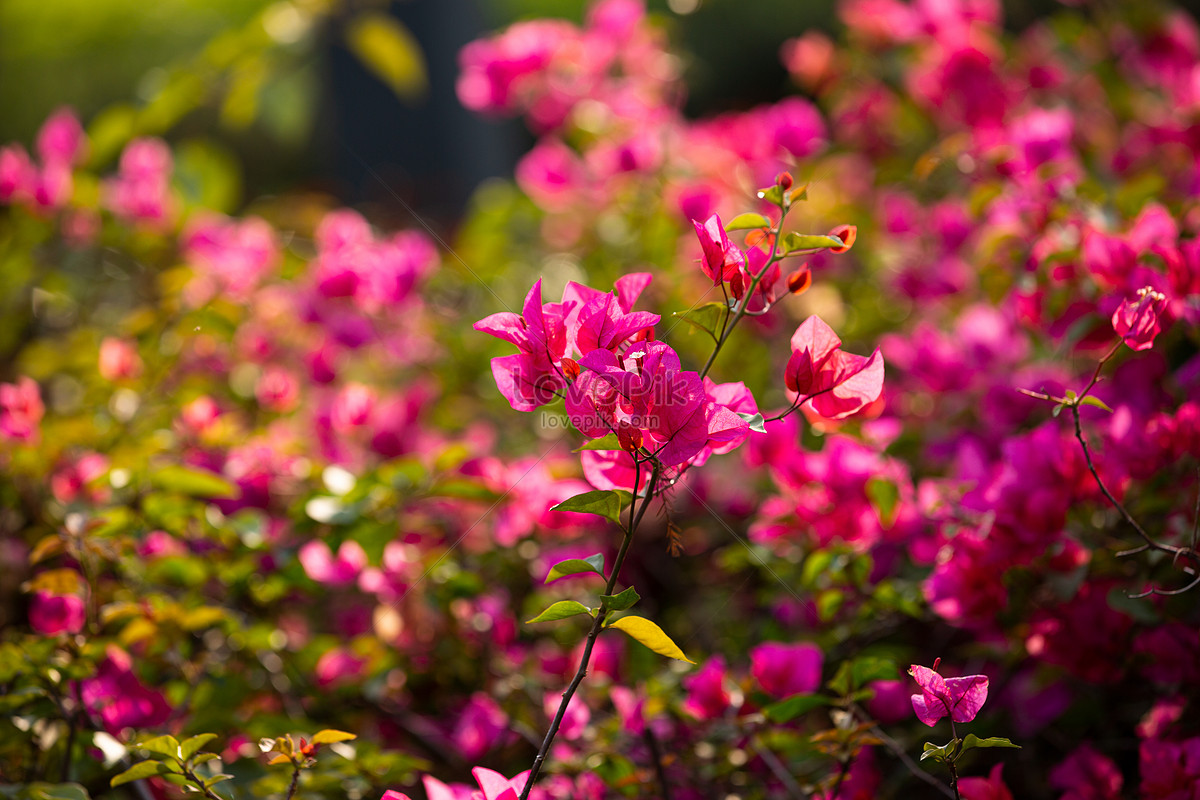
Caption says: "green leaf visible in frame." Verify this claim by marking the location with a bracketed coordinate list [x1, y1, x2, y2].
[550, 490, 632, 526]
[827, 656, 896, 697]
[960, 734, 1021, 753]
[311, 729, 357, 745]
[850, 656, 897, 687]
[1052, 403, 1065, 418]
[150, 467, 238, 499]
[724, 212, 772, 231]
[780, 232, 845, 254]
[546, 554, 605, 583]
[20, 783, 93, 800]
[606, 615, 693, 663]
[1079, 396, 1114, 413]
[672, 302, 729, 343]
[737, 412, 767, 434]
[190, 754, 219, 766]
[179, 733, 218, 760]
[526, 601, 593, 624]
[600, 586, 640, 612]
[573, 433, 622, 452]
[920, 740, 955, 763]
[111, 761, 170, 787]
[204, 775, 234, 786]
[136, 735, 180, 759]
[345, 12, 428, 101]
[866, 477, 899, 528]
[756, 185, 785, 206]
[763, 693, 831, 722]
[427, 479, 501, 502]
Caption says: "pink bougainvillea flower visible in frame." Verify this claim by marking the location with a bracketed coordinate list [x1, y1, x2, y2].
[750, 641, 823, 698]
[785, 316, 884, 419]
[0, 376, 44, 443]
[1049, 743, 1123, 800]
[471, 766, 533, 800]
[570, 341, 748, 466]
[1112, 286, 1167, 351]
[381, 792, 412, 800]
[36, 107, 86, 166]
[452, 693, 509, 761]
[298, 540, 367, 587]
[29, 590, 86, 636]
[80, 645, 171, 735]
[908, 660, 989, 726]
[104, 137, 175, 227]
[98, 337, 143, 382]
[693, 213, 747, 285]
[959, 763, 1013, 800]
[475, 279, 569, 411]
[419, 775, 477, 800]
[682, 656, 732, 721]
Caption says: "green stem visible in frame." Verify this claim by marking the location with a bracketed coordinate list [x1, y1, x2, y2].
[698, 203, 792, 380]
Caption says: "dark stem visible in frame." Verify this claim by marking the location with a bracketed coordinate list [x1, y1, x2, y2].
[829, 756, 853, 798]
[861, 719, 955, 799]
[1071, 406, 1199, 568]
[286, 763, 301, 800]
[948, 760, 961, 800]
[757, 745, 808, 800]
[641, 725, 672, 800]
[182, 765, 230, 800]
[519, 462, 661, 799]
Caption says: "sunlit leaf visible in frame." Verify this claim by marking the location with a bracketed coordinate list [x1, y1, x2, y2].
[179, 733, 218, 760]
[526, 601, 593, 624]
[111, 761, 171, 787]
[550, 490, 631, 526]
[606, 615, 693, 663]
[672, 302, 729, 342]
[311, 729, 357, 745]
[546, 554, 605, 583]
[724, 212, 771, 231]
[150, 466, 238, 499]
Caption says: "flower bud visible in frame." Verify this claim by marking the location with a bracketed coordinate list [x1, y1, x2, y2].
[828, 224, 857, 253]
[560, 358, 581, 381]
[786, 266, 812, 295]
[775, 171, 794, 190]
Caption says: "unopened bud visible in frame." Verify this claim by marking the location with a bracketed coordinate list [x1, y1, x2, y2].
[617, 423, 643, 454]
[560, 358, 580, 381]
[786, 266, 812, 295]
[776, 171, 794, 190]
[827, 224, 857, 254]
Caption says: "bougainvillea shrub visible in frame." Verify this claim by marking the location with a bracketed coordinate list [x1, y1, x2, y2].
[2, 1, 1199, 799]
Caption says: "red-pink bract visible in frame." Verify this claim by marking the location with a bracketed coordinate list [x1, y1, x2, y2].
[785, 315, 884, 419]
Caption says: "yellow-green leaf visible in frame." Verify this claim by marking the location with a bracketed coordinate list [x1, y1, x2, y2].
[180, 733, 218, 760]
[111, 761, 171, 787]
[724, 212, 771, 231]
[606, 615, 693, 663]
[526, 601, 593, 624]
[311, 729, 357, 746]
[345, 13, 428, 101]
[150, 466, 238, 499]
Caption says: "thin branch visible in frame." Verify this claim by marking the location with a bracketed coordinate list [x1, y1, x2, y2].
[1070, 406, 1200, 588]
[757, 744, 808, 800]
[520, 462, 661, 799]
[857, 715, 955, 799]
[641, 726, 672, 800]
